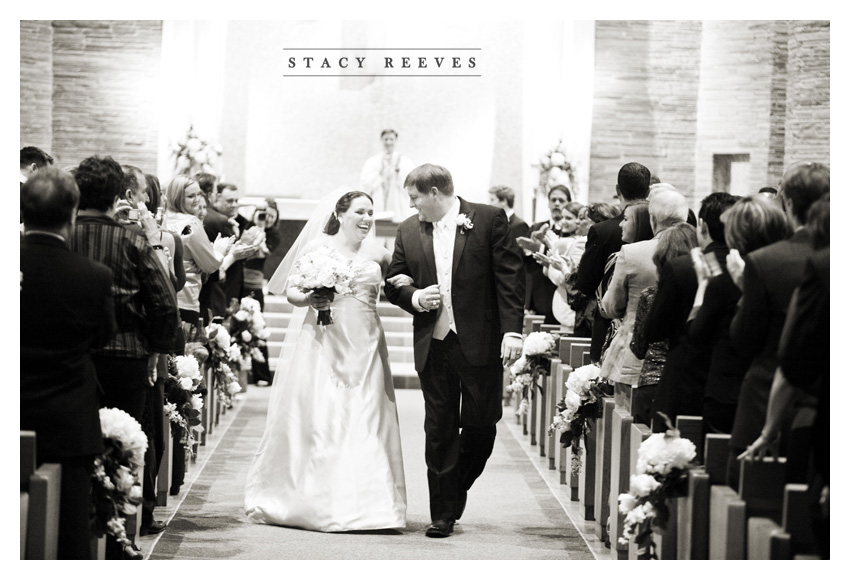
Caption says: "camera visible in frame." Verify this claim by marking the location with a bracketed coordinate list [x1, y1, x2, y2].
[257, 211, 267, 222]
[181, 225, 192, 236]
[127, 209, 140, 222]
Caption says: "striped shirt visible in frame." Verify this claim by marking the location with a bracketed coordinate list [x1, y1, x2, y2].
[71, 214, 178, 358]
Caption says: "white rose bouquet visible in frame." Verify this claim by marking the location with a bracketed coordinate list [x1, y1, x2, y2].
[549, 363, 604, 474]
[163, 352, 206, 458]
[287, 246, 356, 325]
[617, 413, 697, 557]
[225, 296, 268, 369]
[509, 332, 559, 416]
[91, 408, 148, 558]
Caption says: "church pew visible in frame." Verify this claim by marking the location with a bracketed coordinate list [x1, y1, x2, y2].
[780, 483, 816, 556]
[703, 433, 731, 485]
[157, 410, 172, 507]
[677, 467, 710, 559]
[653, 499, 679, 560]
[563, 338, 591, 499]
[20, 492, 28, 559]
[738, 456, 787, 522]
[577, 415, 598, 521]
[675, 416, 704, 464]
[90, 535, 106, 560]
[523, 314, 545, 336]
[627, 422, 652, 560]
[608, 405, 634, 559]
[21, 432, 61, 560]
[709, 485, 747, 559]
[593, 396, 615, 545]
[548, 361, 566, 470]
[529, 373, 539, 447]
[747, 517, 784, 559]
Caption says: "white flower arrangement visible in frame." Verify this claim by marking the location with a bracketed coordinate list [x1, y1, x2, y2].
[617, 415, 697, 557]
[509, 332, 559, 416]
[548, 363, 604, 474]
[163, 353, 205, 458]
[522, 331, 557, 357]
[91, 408, 148, 558]
[170, 125, 222, 178]
[536, 140, 576, 195]
[455, 213, 474, 234]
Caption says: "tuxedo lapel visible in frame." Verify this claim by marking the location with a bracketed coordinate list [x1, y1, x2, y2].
[451, 198, 473, 280]
[418, 219, 437, 281]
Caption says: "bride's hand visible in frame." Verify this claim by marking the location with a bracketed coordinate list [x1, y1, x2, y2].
[307, 289, 333, 311]
[387, 274, 414, 288]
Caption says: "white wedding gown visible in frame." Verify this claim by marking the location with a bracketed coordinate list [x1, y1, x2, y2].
[244, 257, 407, 531]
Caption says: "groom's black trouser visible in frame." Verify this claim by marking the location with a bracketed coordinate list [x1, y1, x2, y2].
[419, 331, 503, 522]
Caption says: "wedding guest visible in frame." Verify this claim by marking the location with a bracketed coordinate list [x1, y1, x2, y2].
[643, 192, 737, 431]
[161, 175, 231, 494]
[517, 184, 573, 324]
[20, 145, 54, 185]
[726, 161, 829, 490]
[21, 167, 116, 559]
[489, 185, 531, 241]
[360, 128, 415, 221]
[567, 202, 620, 337]
[574, 162, 651, 361]
[689, 195, 790, 438]
[535, 201, 585, 331]
[71, 156, 178, 425]
[598, 187, 688, 393]
[242, 198, 280, 386]
[629, 222, 698, 425]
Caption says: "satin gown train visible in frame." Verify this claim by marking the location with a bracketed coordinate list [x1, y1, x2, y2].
[244, 259, 407, 531]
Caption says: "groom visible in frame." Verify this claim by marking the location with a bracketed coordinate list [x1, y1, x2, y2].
[385, 163, 525, 538]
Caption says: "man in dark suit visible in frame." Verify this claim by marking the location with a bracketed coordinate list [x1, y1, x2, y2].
[574, 162, 651, 361]
[726, 161, 829, 489]
[517, 184, 572, 324]
[489, 185, 531, 241]
[644, 192, 738, 430]
[200, 181, 258, 321]
[385, 164, 525, 538]
[21, 168, 116, 559]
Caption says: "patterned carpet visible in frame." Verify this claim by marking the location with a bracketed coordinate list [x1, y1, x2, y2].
[142, 386, 600, 560]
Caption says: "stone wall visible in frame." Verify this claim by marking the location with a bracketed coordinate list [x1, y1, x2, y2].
[785, 21, 830, 166]
[20, 21, 54, 151]
[20, 20, 163, 170]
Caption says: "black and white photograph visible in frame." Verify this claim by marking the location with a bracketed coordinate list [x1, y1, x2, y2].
[17, 5, 836, 565]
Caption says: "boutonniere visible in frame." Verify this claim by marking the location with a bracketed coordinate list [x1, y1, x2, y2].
[456, 213, 474, 235]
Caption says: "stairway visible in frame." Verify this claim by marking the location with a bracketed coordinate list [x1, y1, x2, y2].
[263, 294, 420, 389]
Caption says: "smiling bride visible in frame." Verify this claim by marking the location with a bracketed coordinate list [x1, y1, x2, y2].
[243, 191, 407, 532]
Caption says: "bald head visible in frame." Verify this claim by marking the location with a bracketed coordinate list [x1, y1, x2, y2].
[648, 186, 689, 234]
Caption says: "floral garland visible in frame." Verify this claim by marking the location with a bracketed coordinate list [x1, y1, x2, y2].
[170, 125, 222, 177]
[507, 331, 558, 416]
[205, 321, 243, 407]
[163, 353, 206, 459]
[617, 413, 696, 558]
[226, 296, 271, 371]
[548, 363, 604, 474]
[537, 140, 576, 194]
[91, 408, 148, 559]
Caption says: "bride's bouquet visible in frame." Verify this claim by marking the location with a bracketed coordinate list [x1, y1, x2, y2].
[287, 246, 356, 325]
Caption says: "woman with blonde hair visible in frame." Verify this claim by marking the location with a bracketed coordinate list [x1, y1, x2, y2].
[162, 175, 234, 329]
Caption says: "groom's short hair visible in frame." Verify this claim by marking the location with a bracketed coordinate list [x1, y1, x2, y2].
[404, 163, 454, 196]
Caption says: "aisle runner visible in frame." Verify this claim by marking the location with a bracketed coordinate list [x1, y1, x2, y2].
[146, 388, 594, 560]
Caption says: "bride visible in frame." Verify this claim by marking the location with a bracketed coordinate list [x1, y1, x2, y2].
[244, 191, 407, 532]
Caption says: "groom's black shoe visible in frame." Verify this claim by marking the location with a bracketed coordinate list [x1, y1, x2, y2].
[425, 519, 455, 538]
[455, 490, 468, 521]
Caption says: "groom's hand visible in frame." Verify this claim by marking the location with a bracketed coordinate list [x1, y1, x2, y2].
[501, 334, 523, 367]
[416, 284, 442, 311]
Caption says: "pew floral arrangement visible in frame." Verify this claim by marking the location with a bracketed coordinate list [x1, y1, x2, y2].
[91, 408, 148, 559]
[287, 246, 356, 325]
[508, 331, 558, 416]
[163, 354, 206, 458]
[170, 125, 222, 177]
[617, 413, 697, 559]
[204, 322, 244, 408]
[548, 363, 603, 474]
[226, 296, 271, 371]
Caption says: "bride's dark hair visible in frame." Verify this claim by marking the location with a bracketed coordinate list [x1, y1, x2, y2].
[323, 191, 373, 235]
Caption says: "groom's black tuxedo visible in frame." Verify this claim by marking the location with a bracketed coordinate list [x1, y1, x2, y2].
[385, 197, 525, 525]
[386, 198, 525, 372]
